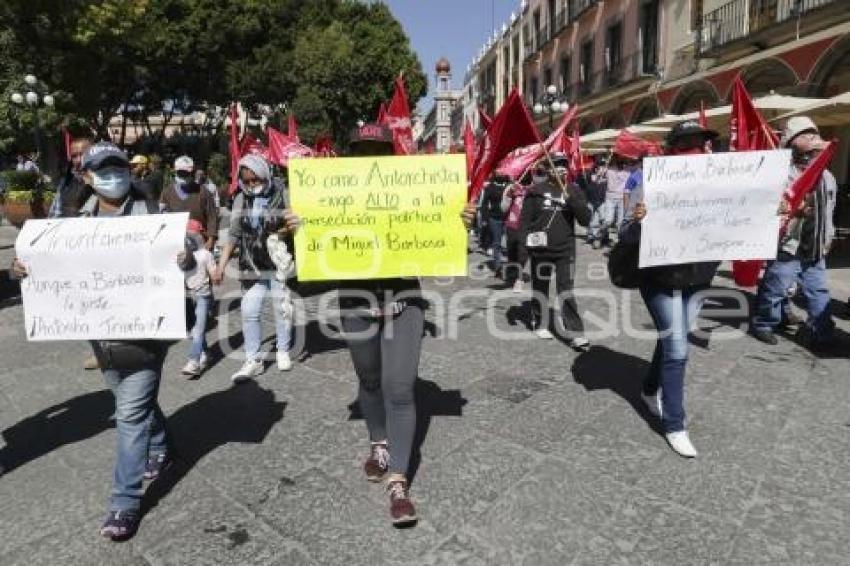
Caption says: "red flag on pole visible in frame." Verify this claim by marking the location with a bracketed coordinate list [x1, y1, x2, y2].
[377, 103, 389, 125]
[612, 129, 650, 161]
[61, 127, 73, 161]
[239, 133, 272, 161]
[494, 105, 578, 179]
[729, 77, 780, 285]
[314, 135, 337, 157]
[468, 89, 541, 202]
[267, 126, 314, 167]
[463, 121, 475, 184]
[730, 77, 778, 151]
[287, 114, 299, 143]
[568, 125, 583, 181]
[229, 103, 240, 194]
[783, 140, 836, 232]
[478, 106, 493, 131]
[386, 75, 414, 155]
[698, 101, 708, 129]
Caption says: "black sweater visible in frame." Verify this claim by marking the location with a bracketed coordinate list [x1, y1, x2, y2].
[519, 180, 590, 258]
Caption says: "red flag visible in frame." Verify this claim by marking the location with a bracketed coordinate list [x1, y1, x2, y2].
[314, 135, 337, 157]
[425, 142, 435, 154]
[468, 89, 541, 202]
[61, 127, 73, 161]
[729, 77, 780, 285]
[287, 114, 299, 143]
[229, 103, 240, 194]
[730, 77, 778, 151]
[377, 102, 389, 125]
[698, 101, 708, 129]
[239, 133, 272, 161]
[267, 126, 314, 167]
[783, 141, 837, 231]
[568, 125, 582, 181]
[463, 121, 475, 184]
[386, 75, 414, 155]
[612, 129, 649, 161]
[479, 106, 493, 131]
[495, 106, 578, 179]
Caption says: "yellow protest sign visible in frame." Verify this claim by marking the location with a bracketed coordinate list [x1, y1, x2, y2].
[289, 154, 469, 281]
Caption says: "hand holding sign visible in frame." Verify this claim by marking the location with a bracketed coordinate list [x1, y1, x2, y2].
[638, 150, 791, 268]
[289, 154, 468, 281]
[15, 213, 189, 341]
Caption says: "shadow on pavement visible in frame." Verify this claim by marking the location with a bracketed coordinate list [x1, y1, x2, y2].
[141, 381, 286, 518]
[0, 390, 114, 474]
[571, 345, 663, 435]
[346, 377, 467, 486]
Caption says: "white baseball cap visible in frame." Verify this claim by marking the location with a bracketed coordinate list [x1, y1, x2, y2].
[174, 155, 194, 172]
[781, 116, 819, 148]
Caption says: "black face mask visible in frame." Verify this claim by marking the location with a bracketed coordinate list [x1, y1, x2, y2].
[792, 149, 815, 167]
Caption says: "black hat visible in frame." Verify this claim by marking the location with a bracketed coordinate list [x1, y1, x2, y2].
[666, 120, 719, 145]
[81, 142, 129, 171]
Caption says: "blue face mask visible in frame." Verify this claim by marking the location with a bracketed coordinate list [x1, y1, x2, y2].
[91, 167, 131, 200]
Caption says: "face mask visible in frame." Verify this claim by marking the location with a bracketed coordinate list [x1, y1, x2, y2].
[91, 167, 131, 199]
[175, 175, 191, 188]
[793, 150, 815, 167]
[239, 179, 268, 196]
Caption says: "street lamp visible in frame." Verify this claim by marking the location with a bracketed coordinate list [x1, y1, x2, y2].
[533, 84, 568, 131]
[10, 74, 56, 172]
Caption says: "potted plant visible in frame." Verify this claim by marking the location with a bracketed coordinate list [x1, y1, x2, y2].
[0, 170, 54, 228]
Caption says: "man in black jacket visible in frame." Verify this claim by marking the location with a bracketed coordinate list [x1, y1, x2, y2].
[49, 135, 93, 219]
[520, 157, 591, 349]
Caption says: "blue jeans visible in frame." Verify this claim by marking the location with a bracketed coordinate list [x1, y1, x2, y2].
[488, 218, 505, 265]
[188, 294, 211, 362]
[102, 365, 167, 512]
[603, 196, 625, 236]
[639, 285, 708, 433]
[753, 254, 832, 341]
[242, 278, 293, 360]
[587, 202, 607, 243]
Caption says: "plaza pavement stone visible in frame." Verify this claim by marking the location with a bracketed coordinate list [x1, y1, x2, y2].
[2, 223, 850, 564]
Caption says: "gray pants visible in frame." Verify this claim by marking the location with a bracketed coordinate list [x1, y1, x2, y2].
[340, 303, 424, 476]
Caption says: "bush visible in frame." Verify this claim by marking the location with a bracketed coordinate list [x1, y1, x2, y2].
[3, 190, 53, 204]
[207, 152, 229, 186]
[0, 170, 44, 193]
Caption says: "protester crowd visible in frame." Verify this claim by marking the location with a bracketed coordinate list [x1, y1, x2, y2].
[2, 105, 842, 543]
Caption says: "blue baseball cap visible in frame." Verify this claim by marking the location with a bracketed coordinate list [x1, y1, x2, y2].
[81, 142, 129, 171]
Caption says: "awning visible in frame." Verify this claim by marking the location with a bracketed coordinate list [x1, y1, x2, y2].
[645, 93, 825, 131]
[771, 92, 850, 127]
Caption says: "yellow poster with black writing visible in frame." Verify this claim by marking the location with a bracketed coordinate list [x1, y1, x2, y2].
[289, 154, 468, 281]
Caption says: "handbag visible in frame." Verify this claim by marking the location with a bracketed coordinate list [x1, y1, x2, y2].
[608, 240, 641, 289]
[525, 207, 560, 250]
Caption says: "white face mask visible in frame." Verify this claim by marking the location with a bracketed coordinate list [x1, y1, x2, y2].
[91, 167, 131, 200]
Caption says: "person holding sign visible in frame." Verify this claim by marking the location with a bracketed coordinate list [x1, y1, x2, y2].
[519, 157, 591, 348]
[619, 121, 721, 458]
[751, 117, 837, 349]
[213, 154, 296, 381]
[285, 126, 427, 527]
[12, 142, 194, 540]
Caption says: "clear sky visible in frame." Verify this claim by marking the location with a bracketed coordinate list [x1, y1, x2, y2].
[382, 0, 520, 114]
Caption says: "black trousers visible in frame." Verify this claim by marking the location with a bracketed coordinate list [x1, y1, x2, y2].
[529, 254, 584, 334]
[504, 228, 528, 285]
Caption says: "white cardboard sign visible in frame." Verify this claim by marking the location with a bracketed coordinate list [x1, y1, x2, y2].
[15, 212, 189, 341]
[638, 150, 791, 268]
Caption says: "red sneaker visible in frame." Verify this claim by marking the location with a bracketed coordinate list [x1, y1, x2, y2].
[387, 479, 418, 527]
[363, 442, 389, 482]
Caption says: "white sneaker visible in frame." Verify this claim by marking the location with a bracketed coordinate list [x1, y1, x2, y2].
[181, 359, 201, 377]
[569, 337, 590, 351]
[535, 328, 554, 340]
[231, 359, 264, 383]
[665, 431, 698, 458]
[486, 248, 493, 257]
[512, 280, 523, 294]
[276, 351, 293, 372]
[641, 391, 663, 418]
[198, 352, 208, 372]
